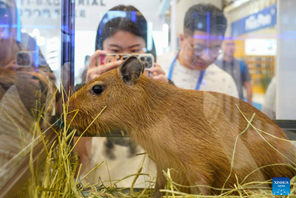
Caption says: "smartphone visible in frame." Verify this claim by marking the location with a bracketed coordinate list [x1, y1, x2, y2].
[16, 51, 49, 68]
[100, 53, 154, 69]
[16, 51, 38, 67]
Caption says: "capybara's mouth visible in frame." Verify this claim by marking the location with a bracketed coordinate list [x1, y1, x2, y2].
[66, 110, 97, 136]
[66, 118, 85, 136]
[66, 110, 83, 131]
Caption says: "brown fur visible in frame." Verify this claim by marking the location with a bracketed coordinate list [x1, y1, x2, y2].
[68, 58, 296, 196]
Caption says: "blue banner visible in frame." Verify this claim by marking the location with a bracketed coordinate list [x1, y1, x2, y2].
[231, 3, 277, 37]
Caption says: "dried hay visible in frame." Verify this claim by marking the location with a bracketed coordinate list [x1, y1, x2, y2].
[19, 93, 296, 198]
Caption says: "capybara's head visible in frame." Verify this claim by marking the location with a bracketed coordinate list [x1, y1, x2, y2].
[68, 56, 148, 135]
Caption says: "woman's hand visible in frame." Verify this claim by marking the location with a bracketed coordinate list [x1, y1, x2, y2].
[86, 50, 123, 82]
[3, 60, 18, 71]
[146, 63, 168, 83]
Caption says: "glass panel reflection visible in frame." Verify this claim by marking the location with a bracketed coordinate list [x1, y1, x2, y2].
[0, 0, 60, 189]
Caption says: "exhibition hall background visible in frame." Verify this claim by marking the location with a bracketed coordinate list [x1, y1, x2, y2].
[19, 0, 296, 119]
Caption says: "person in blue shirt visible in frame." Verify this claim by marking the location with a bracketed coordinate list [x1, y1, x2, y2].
[216, 39, 253, 104]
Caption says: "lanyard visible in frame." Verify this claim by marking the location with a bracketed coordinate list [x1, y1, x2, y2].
[168, 52, 206, 90]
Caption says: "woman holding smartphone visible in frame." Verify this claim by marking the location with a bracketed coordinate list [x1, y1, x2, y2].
[75, 5, 170, 187]
[85, 5, 167, 82]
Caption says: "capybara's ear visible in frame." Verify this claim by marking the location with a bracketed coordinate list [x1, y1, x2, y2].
[119, 56, 144, 86]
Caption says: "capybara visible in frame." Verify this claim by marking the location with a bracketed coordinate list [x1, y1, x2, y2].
[68, 56, 296, 196]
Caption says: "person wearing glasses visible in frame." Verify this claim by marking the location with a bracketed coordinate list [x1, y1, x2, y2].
[159, 4, 238, 97]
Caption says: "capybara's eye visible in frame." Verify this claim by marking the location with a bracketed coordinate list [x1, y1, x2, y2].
[92, 85, 104, 95]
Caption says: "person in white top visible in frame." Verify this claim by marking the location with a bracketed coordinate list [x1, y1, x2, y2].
[159, 4, 238, 98]
[262, 77, 276, 119]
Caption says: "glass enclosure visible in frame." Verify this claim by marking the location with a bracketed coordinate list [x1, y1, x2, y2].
[0, 0, 61, 190]
[0, 0, 296, 196]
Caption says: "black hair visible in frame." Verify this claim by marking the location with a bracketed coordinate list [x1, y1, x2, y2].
[95, 5, 156, 60]
[184, 4, 227, 37]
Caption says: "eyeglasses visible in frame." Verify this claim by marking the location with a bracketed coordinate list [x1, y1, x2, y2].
[185, 40, 221, 58]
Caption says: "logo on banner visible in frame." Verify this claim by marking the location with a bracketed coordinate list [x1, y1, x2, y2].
[245, 14, 271, 31]
[231, 3, 277, 37]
